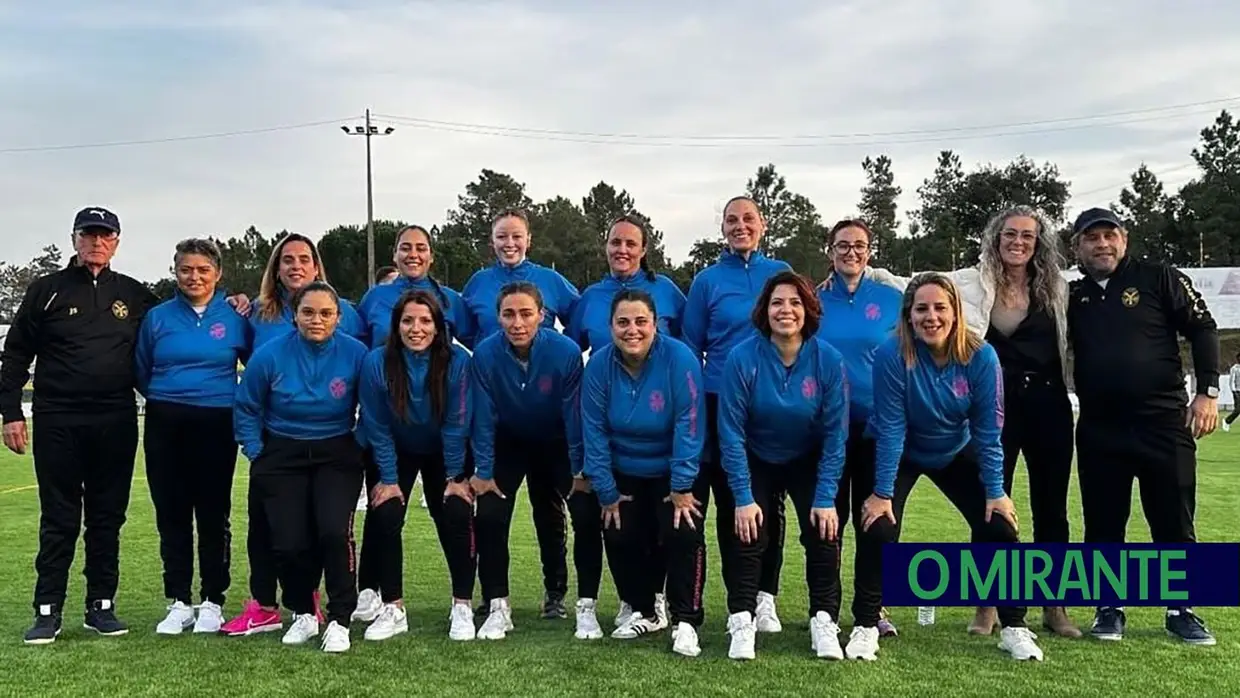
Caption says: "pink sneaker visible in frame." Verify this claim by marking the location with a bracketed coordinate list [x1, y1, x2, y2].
[220, 600, 283, 637]
[313, 590, 325, 625]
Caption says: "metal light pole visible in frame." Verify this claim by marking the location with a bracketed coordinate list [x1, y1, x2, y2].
[341, 109, 395, 288]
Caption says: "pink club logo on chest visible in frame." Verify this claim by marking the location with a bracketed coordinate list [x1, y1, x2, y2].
[951, 375, 970, 398]
[864, 303, 881, 321]
[649, 390, 666, 413]
[801, 376, 817, 399]
[329, 377, 348, 399]
[538, 375, 554, 394]
[209, 322, 226, 340]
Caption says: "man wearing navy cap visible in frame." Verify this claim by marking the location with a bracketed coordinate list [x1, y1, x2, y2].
[0, 207, 249, 645]
[1067, 207, 1219, 646]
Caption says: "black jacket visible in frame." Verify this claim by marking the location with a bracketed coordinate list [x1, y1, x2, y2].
[0, 260, 158, 422]
[1068, 256, 1219, 419]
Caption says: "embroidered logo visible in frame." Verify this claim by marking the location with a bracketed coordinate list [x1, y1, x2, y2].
[951, 375, 970, 399]
[649, 389, 666, 413]
[801, 375, 817, 399]
[209, 322, 227, 340]
[111, 300, 128, 319]
[1121, 287, 1140, 308]
[329, 377, 348, 399]
[864, 303, 881, 321]
[538, 375, 554, 395]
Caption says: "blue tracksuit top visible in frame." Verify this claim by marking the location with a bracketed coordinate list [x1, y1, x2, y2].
[717, 335, 849, 509]
[869, 336, 1005, 500]
[581, 334, 705, 507]
[566, 271, 687, 353]
[470, 327, 584, 480]
[816, 272, 902, 426]
[358, 344, 472, 484]
[249, 294, 366, 350]
[357, 275, 476, 349]
[461, 260, 580, 346]
[135, 290, 252, 409]
[682, 250, 791, 393]
[234, 330, 369, 461]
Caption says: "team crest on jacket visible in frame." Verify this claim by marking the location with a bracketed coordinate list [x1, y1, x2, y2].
[864, 303, 881, 321]
[649, 390, 665, 413]
[951, 375, 970, 398]
[329, 377, 348, 399]
[111, 300, 128, 319]
[1121, 287, 1140, 308]
[801, 376, 817, 399]
[538, 375, 554, 394]
[209, 322, 227, 340]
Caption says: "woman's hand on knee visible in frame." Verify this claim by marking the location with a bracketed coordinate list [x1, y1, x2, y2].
[601, 495, 631, 530]
[470, 476, 505, 500]
[370, 483, 404, 508]
[445, 479, 473, 504]
[985, 495, 1019, 535]
[734, 503, 763, 544]
[861, 495, 896, 532]
[811, 506, 839, 542]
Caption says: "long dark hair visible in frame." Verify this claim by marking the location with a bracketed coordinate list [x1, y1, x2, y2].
[395, 225, 451, 312]
[384, 290, 453, 423]
[608, 214, 657, 282]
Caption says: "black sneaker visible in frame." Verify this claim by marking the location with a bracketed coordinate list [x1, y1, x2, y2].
[1090, 607, 1125, 641]
[540, 592, 567, 620]
[24, 606, 62, 645]
[84, 600, 128, 636]
[1166, 608, 1216, 646]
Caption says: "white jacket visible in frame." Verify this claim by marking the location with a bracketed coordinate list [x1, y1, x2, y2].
[866, 265, 1070, 384]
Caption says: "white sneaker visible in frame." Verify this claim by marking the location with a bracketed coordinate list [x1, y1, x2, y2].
[918, 606, 936, 625]
[364, 604, 408, 641]
[755, 591, 782, 633]
[156, 601, 196, 635]
[615, 601, 635, 628]
[845, 625, 880, 661]
[998, 626, 1044, 661]
[352, 589, 383, 623]
[449, 602, 476, 641]
[671, 622, 701, 657]
[727, 611, 756, 660]
[809, 611, 844, 660]
[612, 612, 666, 639]
[1224, 422, 1231, 432]
[320, 620, 350, 653]
[193, 602, 224, 634]
[655, 593, 668, 627]
[575, 599, 604, 640]
[282, 613, 320, 645]
[477, 598, 513, 640]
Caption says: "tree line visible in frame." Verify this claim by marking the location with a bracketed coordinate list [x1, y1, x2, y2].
[1, 109, 1237, 318]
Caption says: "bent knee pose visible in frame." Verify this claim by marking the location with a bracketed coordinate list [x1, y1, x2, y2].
[582, 290, 709, 657]
[135, 239, 250, 636]
[234, 281, 369, 653]
[719, 272, 849, 661]
[682, 196, 791, 631]
[355, 289, 478, 641]
[469, 281, 593, 640]
[860, 273, 1045, 662]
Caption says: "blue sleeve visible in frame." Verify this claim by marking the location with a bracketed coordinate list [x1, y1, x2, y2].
[358, 355, 399, 485]
[552, 271, 581, 331]
[452, 293, 479, 351]
[233, 351, 271, 462]
[681, 275, 709, 359]
[815, 353, 850, 508]
[442, 353, 472, 478]
[581, 356, 619, 505]
[666, 280, 688, 340]
[344, 300, 368, 344]
[134, 314, 156, 397]
[562, 352, 585, 475]
[564, 292, 590, 352]
[669, 347, 705, 493]
[717, 350, 754, 506]
[871, 344, 907, 499]
[968, 346, 1006, 500]
[238, 319, 255, 365]
[458, 273, 484, 349]
[469, 356, 497, 480]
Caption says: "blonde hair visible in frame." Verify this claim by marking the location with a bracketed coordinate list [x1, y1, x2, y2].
[257, 233, 329, 321]
[897, 272, 982, 368]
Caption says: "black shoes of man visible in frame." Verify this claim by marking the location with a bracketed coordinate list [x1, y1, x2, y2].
[24, 600, 129, 645]
[1090, 606, 1216, 646]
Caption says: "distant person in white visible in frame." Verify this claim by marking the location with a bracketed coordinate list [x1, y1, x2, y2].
[1225, 353, 1240, 432]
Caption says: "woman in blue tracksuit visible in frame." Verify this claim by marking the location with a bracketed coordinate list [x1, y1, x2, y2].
[718, 270, 849, 662]
[223, 232, 365, 638]
[565, 214, 686, 630]
[468, 281, 595, 641]
[461, 209, 580, 618]
[861, 272, 1045, 662]
[234, 280, 369, 654]
[135, 238, 252, 637]
[815, 218, 904, 658]
[355, 289, 478, 642]
[582, 288, 709, 658]
[357, 225, 476, 348]
[682, 195, 791, 631]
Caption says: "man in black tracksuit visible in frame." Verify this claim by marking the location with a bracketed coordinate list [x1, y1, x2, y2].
[1067, 207, 1219, 646]
[1, 208, 163, 645]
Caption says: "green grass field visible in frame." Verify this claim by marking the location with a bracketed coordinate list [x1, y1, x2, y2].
[2, 428, 1239, 697]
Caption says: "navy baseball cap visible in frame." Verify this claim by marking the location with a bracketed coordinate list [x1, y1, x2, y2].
[73, 207, 120, 234]
[1072, 207, 1123, 236]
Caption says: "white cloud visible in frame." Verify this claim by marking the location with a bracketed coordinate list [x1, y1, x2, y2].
[1, 0, 1239, 281]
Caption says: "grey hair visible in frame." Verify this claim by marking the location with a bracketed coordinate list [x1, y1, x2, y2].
[978, 206, 1066, 317]
[173, 238, 223, 270]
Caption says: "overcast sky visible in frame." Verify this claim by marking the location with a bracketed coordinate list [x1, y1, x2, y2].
[3, 0, 1239, 282]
